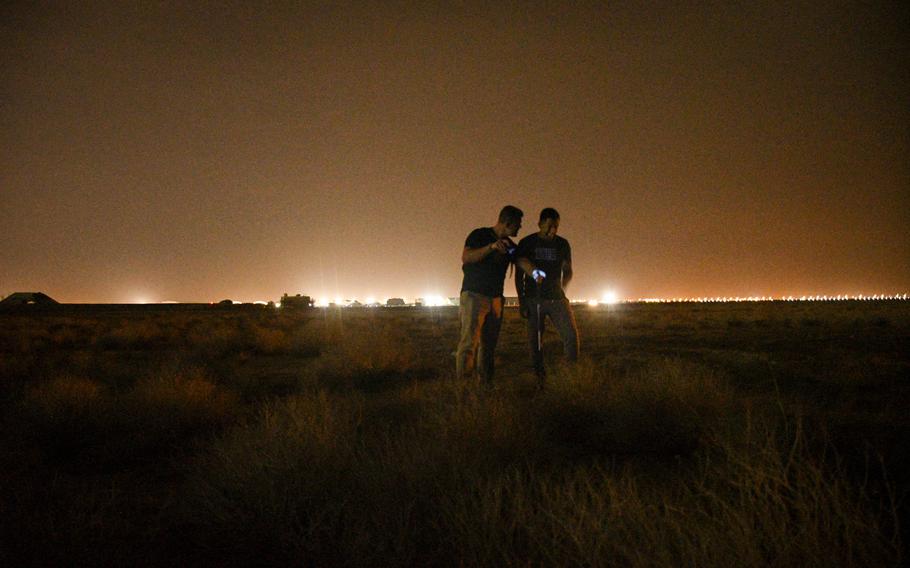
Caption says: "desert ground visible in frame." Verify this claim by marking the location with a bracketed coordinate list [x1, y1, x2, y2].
[1, 300, 907, 566]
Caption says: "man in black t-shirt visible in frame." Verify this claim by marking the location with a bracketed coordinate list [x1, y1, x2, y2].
[515, 208, 579, 386]
[456, 205, 529, 385]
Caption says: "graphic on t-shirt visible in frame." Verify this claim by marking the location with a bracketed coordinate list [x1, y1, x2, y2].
[535, 247, 557, 262]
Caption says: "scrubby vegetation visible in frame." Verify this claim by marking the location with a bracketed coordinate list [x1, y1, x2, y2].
[0, 301, 907, 566]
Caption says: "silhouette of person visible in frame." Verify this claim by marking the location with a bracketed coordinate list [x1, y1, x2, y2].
[516, 208, 579, 387]
[455, 205, 528, 386]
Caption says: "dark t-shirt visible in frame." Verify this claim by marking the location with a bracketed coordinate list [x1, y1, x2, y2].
[461, 227, 516, 297]
[516, 234, 572, 300]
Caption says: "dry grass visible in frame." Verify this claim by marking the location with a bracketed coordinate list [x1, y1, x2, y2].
[0, 302, 907, 566]
[176, 358, 898, 567]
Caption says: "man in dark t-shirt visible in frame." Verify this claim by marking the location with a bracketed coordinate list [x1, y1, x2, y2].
[456, 205, 527, 385]
[516, 208, 579, 386]
[461, 227, 515, 297]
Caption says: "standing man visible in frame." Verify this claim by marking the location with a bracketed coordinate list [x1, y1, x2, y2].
[516, 208, 579, 386]
[456, 205, 525, 386]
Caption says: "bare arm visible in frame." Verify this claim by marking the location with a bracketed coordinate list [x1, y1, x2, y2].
[515, 256, 535, 278]
[462, 245, 490, 265]
[462, 239, 509, 264]
[514, 261, 526, 298]
[515, 256, 545, 286]
[561, 258, 573, 290]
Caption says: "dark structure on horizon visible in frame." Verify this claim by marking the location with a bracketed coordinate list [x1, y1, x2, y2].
[0, 292, 59, 307]
[280, 293, 313, 309]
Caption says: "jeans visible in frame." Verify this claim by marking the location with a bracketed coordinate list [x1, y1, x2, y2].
[527, 297, 579, 377]
[456, 291, 503, 383]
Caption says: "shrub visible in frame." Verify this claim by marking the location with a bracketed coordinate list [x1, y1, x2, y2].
[315, 325, 423, 392]
[16, 369, 236, 471]
[123, 368, 237, 450]
[19, 376, 110, 465]
[533, 358, 731, 459]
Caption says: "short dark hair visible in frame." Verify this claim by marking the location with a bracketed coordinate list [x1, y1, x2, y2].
[498, 205, 524, 225]
[539, 207, 560, 222]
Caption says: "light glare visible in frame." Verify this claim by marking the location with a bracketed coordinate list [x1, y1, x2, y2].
[424, 294, 449, 307]
[602, 291, 619, 305]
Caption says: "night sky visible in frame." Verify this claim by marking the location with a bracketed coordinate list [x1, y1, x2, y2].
[2, 2, 908, 303]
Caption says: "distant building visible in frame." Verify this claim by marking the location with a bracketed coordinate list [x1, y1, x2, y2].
[386, 298, 406, 307]
[280, 293, 313, 309]
[0, 292, 59, 307]
[448, 297, 460, 306]
[504, 296, 520, 307]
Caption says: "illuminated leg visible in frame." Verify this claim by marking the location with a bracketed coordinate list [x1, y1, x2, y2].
[477, 295, 502, 384]
[456, 292, 485, 380]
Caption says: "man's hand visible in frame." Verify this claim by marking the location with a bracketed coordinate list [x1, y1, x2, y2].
[490, 239, 509, 254]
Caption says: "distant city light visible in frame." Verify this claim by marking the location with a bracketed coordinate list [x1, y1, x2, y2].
[423, 294, 450, 307]
[365, 296, 376, 305]
[572, 292, 909, 305]
[630, 294, 909, 303]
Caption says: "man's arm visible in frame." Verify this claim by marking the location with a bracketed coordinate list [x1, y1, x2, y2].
[515, 256, 545, 285]
[515, 263, 528, 317]
[462, 244, 491, 265]
[561, 258, 573, 290]
[515, 256, 535, 278]
[462, 239, 508, 264]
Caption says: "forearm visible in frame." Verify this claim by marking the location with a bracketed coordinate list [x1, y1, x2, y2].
[462, 244, 494, 264]
[562, 270, 573, 290]
[515, 257, 535, 277]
